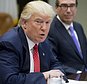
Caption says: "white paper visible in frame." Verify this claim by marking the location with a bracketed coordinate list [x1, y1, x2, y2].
[62, 79, 87, 84]
[47, 77, 87, 84]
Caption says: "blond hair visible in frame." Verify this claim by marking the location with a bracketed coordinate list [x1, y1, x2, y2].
[18, 1, 55, 25]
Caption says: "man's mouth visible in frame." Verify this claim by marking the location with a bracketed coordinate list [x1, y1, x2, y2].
[40, 34, 45, 36]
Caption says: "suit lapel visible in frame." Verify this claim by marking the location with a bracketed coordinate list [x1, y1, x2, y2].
[38, 42, 50, 72]
[18, 27, 30, 71]
[73, 23, 86, 61]
[55, 18, 81, 57]
[38, 43, 46, 64]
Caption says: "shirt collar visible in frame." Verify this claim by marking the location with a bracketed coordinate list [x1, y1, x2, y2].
[56, 15, 73, 30]
[26, 35, 35, 50]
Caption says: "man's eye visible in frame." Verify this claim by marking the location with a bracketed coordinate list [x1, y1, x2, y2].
[70, 4, 76, 7]
[60, 4, 76, 7]
[46, 21, 50, 24]
[35, 20, 43, 23]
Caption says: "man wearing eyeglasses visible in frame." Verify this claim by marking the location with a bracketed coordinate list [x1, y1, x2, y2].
[48, 0, 87, 75]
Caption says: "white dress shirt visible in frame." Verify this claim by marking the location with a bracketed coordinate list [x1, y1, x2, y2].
[26, 35, 35, 72]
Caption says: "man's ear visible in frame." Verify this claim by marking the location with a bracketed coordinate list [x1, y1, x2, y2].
[21, 19, 27, 25]
[55, 7, 58, 13]
[21, 19, 27, 29]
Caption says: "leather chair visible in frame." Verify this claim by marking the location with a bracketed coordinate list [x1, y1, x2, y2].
[0, 13, 14, 36]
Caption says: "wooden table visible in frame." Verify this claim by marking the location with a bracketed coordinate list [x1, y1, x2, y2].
[67, 72, 87, 81]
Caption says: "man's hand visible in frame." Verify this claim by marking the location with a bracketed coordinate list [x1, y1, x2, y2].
[42, 70, 64, 80]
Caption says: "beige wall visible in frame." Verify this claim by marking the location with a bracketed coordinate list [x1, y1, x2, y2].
[75, 0, 87, 36]
[49, 0, 87, 36]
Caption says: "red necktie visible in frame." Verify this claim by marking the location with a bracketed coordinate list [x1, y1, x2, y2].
[33, 44, 40, 72]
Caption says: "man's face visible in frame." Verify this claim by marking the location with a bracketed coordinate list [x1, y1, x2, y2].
[56, 0, 77, 24]
[22, 13, 51, 43]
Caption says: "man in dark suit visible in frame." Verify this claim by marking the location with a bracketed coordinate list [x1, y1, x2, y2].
[48, 0, 87, 75]
[0, 1, 64, 84]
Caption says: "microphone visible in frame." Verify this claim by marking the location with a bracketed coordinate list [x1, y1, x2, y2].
[62, 75, 69, 83]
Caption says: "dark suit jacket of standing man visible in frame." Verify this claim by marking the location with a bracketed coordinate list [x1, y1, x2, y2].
[0, 26, 63, 84]
[48, 16, 87, 75]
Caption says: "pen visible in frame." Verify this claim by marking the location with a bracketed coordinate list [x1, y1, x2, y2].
[63, 75, 69, 83]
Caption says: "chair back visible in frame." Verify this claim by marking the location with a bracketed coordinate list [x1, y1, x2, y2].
[0, 13, 14, 36]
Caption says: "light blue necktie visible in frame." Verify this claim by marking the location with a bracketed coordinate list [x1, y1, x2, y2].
[69, 26, 83, 59]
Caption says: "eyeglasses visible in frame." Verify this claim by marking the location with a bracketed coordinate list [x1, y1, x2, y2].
[58, 4, 77, 11]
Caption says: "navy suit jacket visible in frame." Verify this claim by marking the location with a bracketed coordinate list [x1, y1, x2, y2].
[48, 16, 87, 75]
[0, 26, 63, 84]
